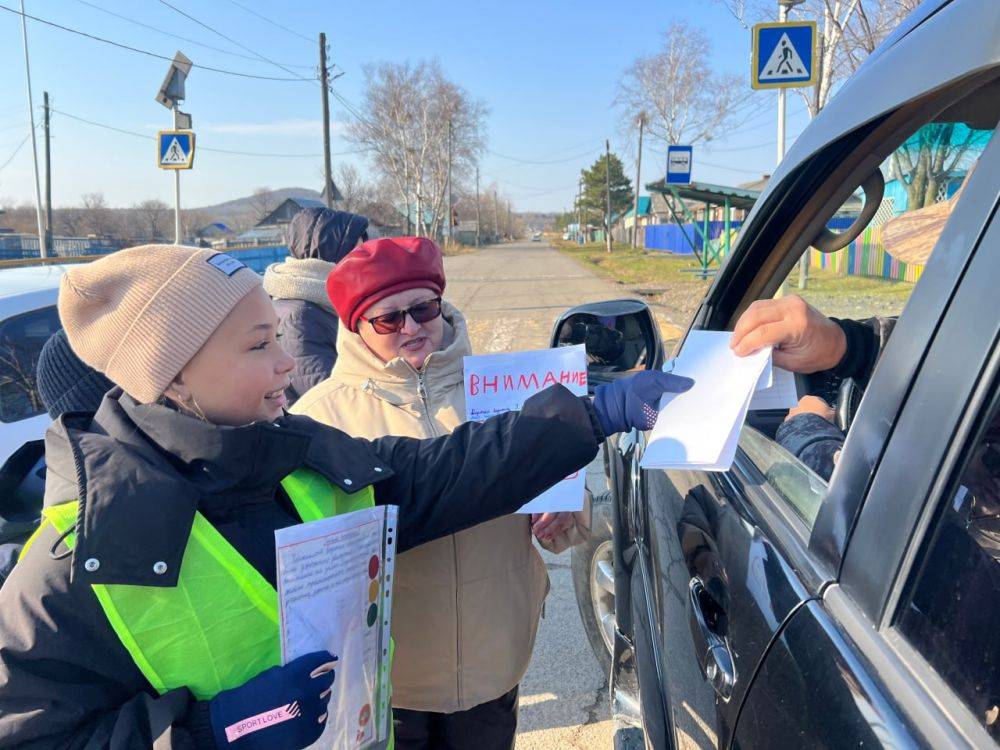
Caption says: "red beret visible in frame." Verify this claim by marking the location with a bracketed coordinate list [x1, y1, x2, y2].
[326, 236, 446, 333]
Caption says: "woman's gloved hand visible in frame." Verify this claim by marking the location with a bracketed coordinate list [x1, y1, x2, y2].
[593, 370, 694, 435]
[209, 650, 337, 749]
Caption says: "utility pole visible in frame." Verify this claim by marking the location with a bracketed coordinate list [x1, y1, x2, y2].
[577, 177, 584, 244]
[18, 0, 46, 258]
[507, 201, 512, 239]
[475, 164, 481, 247]
[319, 32, 334, 209]
[446, 118, 453, 244]
[605, 139, 612, 254]
[631, 113, 645, 249]
[43, 91, 52, 254]
[493, 189, 500, 242]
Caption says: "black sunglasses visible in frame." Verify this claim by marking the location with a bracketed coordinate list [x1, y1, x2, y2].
[363, 297, 443, 335]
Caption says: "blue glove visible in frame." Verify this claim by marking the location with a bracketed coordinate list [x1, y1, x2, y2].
[209, 650, 337, 749]
[593, 370, 694, 435]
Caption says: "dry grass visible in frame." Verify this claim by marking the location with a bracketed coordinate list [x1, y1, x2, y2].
[554, 238, 916, 322]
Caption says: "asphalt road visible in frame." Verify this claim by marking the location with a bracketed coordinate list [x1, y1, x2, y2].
[443, 240, 633, 749]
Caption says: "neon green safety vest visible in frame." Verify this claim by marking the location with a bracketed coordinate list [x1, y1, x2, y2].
[22, 467, 394, 744]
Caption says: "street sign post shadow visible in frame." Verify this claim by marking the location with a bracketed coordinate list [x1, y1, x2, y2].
[667, 145, 693, 185]
[751, 21, 817, 90]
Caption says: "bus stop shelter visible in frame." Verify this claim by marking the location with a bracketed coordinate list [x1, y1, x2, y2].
[645, 179, 761, 278]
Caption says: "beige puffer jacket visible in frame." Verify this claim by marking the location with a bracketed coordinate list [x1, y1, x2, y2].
[292, 303, 588, 712]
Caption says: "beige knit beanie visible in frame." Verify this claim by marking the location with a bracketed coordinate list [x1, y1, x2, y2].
[58, 244, 262, 403]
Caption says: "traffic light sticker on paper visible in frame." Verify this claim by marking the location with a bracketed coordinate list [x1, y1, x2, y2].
[367, 555, 380, 627]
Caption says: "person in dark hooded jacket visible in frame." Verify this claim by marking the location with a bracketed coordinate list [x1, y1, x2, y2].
[263, 207, 369, 404]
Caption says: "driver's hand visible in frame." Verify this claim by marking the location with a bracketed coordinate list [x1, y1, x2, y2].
[785, 395, 835, 423]
[730, 295, 847, 373]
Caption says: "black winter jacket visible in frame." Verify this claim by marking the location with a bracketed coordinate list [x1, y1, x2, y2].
[0, 385, 601, 749]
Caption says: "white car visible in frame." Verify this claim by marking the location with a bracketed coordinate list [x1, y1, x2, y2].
[0, 265, 68, 468]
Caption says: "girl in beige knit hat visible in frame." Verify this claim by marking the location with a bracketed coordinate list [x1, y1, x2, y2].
[0, 244, 688, 749]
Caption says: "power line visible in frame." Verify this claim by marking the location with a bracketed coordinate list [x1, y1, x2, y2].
[487, 146, 600, 165]
[697, 158, 771, 176]
[702, 130, 804, 153]
[51, 107, 367, 158]
[0, 3, 305, 81]
[153, 0, 316, 85]
[220, 0, 313, 43]
[0, 129, 35, 173]
[70, 0, 314, 69]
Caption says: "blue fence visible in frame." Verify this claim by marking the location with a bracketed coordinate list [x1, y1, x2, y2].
[226, 245, 288, 274]
[644, 216, 856, 254]
[0, 235, 126, 261]
[0, 236, 289, 275]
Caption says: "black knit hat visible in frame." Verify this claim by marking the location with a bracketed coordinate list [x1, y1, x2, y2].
[36, 329, 114, 420]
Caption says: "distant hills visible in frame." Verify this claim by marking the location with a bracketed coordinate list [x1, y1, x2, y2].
[193, 187, 323, 230]
[192, 187, 552, 236]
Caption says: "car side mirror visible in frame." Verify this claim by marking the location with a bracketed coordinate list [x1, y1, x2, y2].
[550, 299, 664, 395]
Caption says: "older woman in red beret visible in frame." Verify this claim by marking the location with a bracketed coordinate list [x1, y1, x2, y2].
[293, 236, 588, 749]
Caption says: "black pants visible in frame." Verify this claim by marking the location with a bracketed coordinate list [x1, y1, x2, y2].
[393, 686, 519, 750]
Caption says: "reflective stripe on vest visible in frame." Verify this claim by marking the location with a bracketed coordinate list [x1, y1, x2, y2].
[29, 467, 376, 701]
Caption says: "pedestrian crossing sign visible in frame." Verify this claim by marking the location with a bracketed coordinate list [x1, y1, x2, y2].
[751, 21, 817, 90]
[158, 130, 195, 170]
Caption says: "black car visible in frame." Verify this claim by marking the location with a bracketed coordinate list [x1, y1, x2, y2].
[563, 1, 1000, 747]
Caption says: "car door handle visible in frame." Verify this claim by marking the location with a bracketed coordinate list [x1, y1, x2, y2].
[688, 577, 736, 701]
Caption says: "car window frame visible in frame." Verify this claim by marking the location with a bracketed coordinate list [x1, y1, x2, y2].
[0, 304, 60, 424]
[802, 202, 1000, 747]
[679, 69, 1000, 578]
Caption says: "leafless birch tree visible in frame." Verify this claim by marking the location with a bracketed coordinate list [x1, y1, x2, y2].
[616, 21, 756, 147]
[345, 60, 487, 238]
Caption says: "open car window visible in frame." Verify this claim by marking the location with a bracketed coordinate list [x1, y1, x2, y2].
[736, 77, 999, 536]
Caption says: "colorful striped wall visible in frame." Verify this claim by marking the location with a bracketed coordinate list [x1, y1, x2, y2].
[809, 224, 924, 283]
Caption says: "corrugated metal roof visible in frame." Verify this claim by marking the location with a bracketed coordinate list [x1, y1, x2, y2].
[645, 180, 761, 210]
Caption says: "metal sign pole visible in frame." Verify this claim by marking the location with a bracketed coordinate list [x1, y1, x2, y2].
[776, 3, 788, 166]
[173, 106, 181, 244]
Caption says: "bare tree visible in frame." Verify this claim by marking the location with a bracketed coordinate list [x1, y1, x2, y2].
[134, 199, 169, 240]
[345, 59, 488, 238]
[0, 202, 39, 234]
[616, 21, 755, 147]
[248, 188, 278, 225]
[336, 163, 376, 214]
[81, 193, 117, 237]
[889, 124, 990, 210]
[713, 0, 917, 115]
[55, 207, 86, 237]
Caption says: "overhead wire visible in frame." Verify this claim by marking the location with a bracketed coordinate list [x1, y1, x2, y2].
[0, 3, 306, 81]
[0, 128, 37, 173]
[487, 146, 600, 165]
[220, 0, 313, 44]
[153, 0, 317, 85]
[50, 108, 368, 158]
[70, 0, 315, 69]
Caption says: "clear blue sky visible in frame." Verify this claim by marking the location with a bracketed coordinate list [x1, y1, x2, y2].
[0, 0, 812, 213]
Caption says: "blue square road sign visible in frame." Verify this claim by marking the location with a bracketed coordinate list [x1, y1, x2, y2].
[752, 21, 817, 90]
[158, 131, 195, 170]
